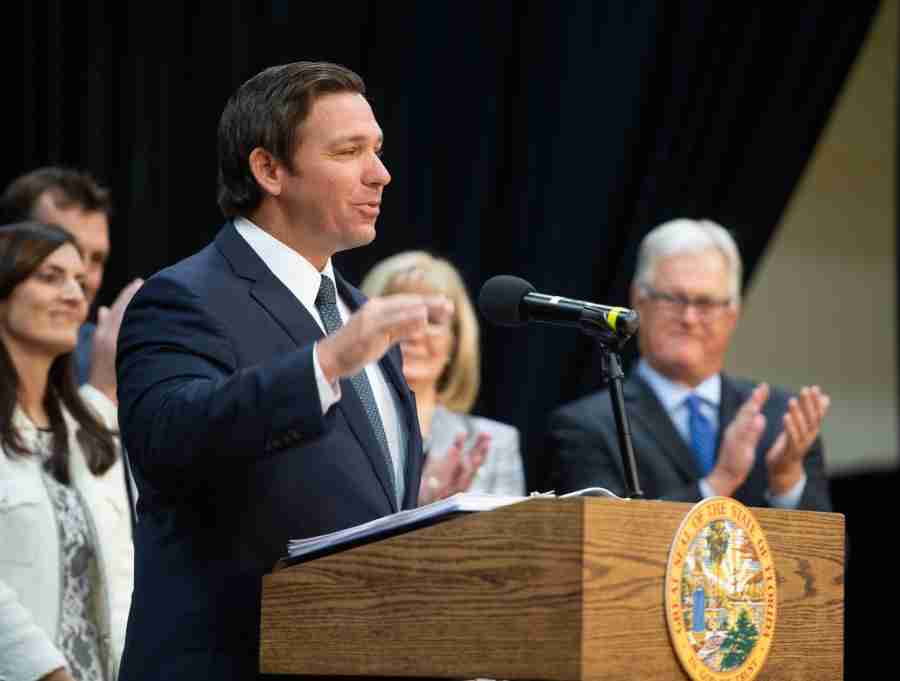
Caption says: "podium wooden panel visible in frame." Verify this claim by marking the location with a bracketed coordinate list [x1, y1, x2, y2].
[260, 498, 844, 680]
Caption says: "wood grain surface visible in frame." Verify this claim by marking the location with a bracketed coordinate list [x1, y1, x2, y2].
[260, 498, 844, 680]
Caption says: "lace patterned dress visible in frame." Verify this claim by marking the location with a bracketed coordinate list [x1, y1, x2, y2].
[37, 431, 108, 681]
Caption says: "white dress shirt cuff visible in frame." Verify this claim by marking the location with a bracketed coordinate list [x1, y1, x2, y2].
[698, 477, 716, 499]
[313, 342, 341, 413]
[765, 474, 807, 509]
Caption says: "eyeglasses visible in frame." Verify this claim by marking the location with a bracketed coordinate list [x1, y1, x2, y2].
[640, 285, 732, 319]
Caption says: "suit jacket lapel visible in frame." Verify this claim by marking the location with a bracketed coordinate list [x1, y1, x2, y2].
[376, 344, 423, 510]
[216, 222, 323, 345]
[624, 374, 704, 480]
[216, 224, 400, 510]
[335, 376, 399, 512]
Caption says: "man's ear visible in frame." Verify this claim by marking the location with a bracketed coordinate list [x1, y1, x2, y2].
[629, 283, 641, 309]
[724, 301, 741, 330]
[248, 147, 282, 197]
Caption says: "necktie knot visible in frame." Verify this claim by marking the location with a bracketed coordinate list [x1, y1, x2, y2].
[685, 394, 704, 416]
[315, 275, 343, 336]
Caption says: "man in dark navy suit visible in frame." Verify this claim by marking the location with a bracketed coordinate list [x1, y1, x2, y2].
[116, 61, 452, 680]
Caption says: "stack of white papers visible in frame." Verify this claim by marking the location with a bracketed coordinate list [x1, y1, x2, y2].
[280, 488, 628, 566]
[285, 492, 528, 563]
[559, 486, 621, 498]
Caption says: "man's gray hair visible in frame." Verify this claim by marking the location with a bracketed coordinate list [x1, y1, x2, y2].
[633, 218, 743, 304]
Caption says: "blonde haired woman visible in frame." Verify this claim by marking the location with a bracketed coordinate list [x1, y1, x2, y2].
[362, 251, 525, 503]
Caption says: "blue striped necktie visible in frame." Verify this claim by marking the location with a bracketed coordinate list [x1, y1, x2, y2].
[685, 394, 716, 476]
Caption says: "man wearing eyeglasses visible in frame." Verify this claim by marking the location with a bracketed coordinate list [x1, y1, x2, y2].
[547, 218, 832, 511]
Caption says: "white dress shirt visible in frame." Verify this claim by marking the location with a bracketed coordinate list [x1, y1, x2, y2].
[636, 360, 805, 508]
[234, 217, 405, 501]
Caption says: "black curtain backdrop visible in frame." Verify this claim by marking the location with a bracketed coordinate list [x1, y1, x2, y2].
[5, 1, 879, 489]
[5, 1, 887, 674]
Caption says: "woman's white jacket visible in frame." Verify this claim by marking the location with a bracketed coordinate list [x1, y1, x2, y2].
[0, 385, 133, 681]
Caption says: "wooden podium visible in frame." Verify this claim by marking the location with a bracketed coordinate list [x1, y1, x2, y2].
[260, 498, 844, 680]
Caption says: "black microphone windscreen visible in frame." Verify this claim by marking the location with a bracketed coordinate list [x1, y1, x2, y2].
[478, 275, 535, 327]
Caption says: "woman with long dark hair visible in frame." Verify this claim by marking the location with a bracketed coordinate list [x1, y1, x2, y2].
[0, 222, 133, 681]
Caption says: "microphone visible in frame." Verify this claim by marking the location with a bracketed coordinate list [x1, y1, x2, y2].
[478, 275, 640, 343]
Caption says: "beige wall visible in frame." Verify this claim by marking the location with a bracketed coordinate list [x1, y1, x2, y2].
[727, 1, 897, 475]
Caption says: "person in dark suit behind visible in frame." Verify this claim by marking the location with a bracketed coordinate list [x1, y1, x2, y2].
[547, 218, 832, 511]
[115, 61, 453, 681]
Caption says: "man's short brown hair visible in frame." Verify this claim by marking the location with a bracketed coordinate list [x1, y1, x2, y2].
[216, 61, 366, 218]
[1, 167, 112, 224]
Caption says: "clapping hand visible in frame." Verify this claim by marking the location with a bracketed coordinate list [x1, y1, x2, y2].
[418, 431, 490, 505]
[706, 383, 769, 497]
[766, 385, 831, 495]
[89, 278, 144, 403]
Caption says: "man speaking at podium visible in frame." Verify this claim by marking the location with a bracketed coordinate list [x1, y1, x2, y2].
[115, 62, 450, 680]
[547, 218, 833, 512]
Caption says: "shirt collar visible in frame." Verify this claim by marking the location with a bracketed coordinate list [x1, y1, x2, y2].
[636, 359, 721, 412]
[233, 216, 336, 309]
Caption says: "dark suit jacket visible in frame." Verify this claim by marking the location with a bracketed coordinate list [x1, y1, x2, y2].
[116, 222, 424, 681]
[75, 321, 95, 385]
[547, 372, 832, 511]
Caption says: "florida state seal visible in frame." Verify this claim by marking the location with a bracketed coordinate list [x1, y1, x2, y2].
[665, 497, 777, 681]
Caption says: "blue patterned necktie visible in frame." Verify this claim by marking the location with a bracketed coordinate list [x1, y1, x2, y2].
[315, 275, 399, 503]
[685, 394, 717, 476]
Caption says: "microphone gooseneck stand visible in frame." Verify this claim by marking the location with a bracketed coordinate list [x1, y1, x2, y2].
[578, 305, 643, 499]
[597, 346, 643, 499]
[477, 275, 645, 499]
